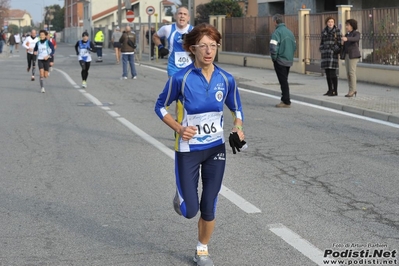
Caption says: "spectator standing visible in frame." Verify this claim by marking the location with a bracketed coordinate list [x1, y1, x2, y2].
[270, 14, 297, 108]
[341, 19, 361, 98]
[145, 26, 155, 59]
[94, 29, 104, 62]
[0, 27, 5, 54]
[111, 26, 122, 64]
[319, 16, 341, 96]
[119, 26, 137, 79]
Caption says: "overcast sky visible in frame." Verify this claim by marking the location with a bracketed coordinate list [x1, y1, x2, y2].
[11, 0, 64, 23]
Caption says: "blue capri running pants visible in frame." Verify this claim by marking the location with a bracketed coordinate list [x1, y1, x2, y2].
[175, 144, 226, 221]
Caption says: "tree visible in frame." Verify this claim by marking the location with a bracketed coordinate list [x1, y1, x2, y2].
[8, 23, 18, 33]
[196, 0, 243, 24]
[0, 0, 10, 27]
[43, 4, 64, 32]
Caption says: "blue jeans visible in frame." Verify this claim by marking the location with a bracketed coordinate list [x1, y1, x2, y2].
[122, 54, 137, 78]
[0, 40, 4, 53]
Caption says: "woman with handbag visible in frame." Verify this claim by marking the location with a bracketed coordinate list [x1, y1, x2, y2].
[319, 16, 341, 96]
[341, 19, 361, 98]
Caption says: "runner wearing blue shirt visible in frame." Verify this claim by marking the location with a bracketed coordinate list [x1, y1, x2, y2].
[75, 32, 96, 88]
[153, 6, 193, 77]
[154, 23, 245, 266]
[33, 30, 55, 93]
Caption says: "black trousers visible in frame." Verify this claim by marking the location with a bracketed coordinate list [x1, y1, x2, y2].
[273, 61, 291, 105]
[27, 53, 37, 68]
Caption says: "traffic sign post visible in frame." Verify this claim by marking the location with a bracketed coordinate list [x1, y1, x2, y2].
[146, 6, 155, 16]
[146, 6, 155, 62]
[126, 10, 135, 22]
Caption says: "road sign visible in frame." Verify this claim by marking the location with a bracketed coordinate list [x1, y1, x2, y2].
[146, 6, 155, 16]
[126, 10, 135, 22]
[125, 0, 131, 9]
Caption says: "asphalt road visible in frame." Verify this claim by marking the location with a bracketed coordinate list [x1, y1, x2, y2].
[0, 45, 398, 266]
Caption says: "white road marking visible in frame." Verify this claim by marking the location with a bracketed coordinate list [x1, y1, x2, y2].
[238, 88, 399, 129]
[269, 224, 341, 266]
[107, 111, 120, 118]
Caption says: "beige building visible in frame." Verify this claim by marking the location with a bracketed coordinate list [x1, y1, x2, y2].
[6, 9, 32, 28]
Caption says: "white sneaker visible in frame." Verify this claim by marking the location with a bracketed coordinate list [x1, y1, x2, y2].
[132, 76, 137, 80]
[123, 76, 128, 80]
[82, 81, 87, 88]
[41, 87, 45, 93]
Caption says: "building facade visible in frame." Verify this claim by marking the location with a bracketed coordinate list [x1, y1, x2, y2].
[6, 9, 32, 28]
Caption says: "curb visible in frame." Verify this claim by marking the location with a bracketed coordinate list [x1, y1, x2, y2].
[237, 83, 399, 125]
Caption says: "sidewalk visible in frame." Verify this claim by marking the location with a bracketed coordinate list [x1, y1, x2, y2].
[137, 53, 399, 125]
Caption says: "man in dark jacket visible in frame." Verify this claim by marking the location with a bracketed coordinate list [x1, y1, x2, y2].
[119, 26, 137, 79]
[270, 14, 297, 108]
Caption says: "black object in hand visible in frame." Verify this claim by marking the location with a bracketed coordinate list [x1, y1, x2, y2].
[158, 45, 169, 56]
[229, 132, 246, 154]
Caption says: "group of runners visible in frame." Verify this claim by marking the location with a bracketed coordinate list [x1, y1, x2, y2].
[22, 29, 56, 93]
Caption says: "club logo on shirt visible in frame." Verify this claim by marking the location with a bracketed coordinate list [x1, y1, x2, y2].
[215, 91, 223, 102]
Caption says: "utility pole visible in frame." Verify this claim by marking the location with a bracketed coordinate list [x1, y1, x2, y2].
[118, 0, 122, 27]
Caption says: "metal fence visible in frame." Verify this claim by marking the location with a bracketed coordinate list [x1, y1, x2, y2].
[223, 15, 299, 57]
[222, 7, 399, 67]
[351, 7, 399, 65]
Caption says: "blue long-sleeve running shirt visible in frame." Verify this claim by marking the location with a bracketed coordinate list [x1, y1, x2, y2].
[155, 63, 244, 152]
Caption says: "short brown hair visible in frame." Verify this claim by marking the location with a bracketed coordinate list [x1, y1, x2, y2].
[346, 19, 358, 31]
[325, 16, 335, 25]
[183, 23, 221, 60]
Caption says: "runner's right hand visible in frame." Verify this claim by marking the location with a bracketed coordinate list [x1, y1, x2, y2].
[158, 44, 169, 56]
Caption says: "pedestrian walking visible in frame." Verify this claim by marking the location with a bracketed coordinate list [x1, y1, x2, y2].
[270, 14, 297, 108]
[75, 32, 96, 88]
[119, 26, 137, 79]
[153, 6, 193, 77]
[319, 16, 341, 96]
[22, 29, 39, 81]
[33, 30, 55, 93]
[7, 30, 16, 54]
[341, 19, 361, 98]
[154, 23, 245, 266]
[94, 29, 104, 62]
[111, 26, 122, 64]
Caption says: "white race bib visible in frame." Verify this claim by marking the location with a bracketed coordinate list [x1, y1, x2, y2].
[187, 112, 223, 145]
[175, 51, 192, 68]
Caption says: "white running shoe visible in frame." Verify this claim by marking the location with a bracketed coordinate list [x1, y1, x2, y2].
[41, 87, 45, 93]
[132, 76, 137, 79]
[82, 81, 87, 88]
[123, 76, 128, 80]
[194, 250, 214, 266]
